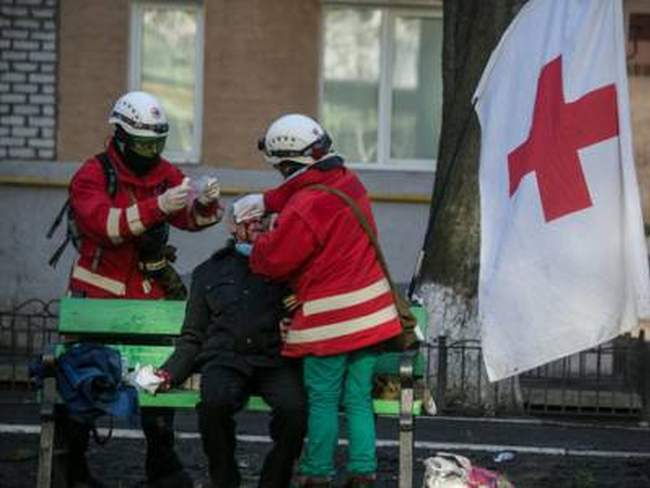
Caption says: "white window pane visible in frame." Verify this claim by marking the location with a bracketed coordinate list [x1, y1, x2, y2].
[390, 16, 442, 161]
[140, 7, 197, 157]
[322, 9, 381, 163]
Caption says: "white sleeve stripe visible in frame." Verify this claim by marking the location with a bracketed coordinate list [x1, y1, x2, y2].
[106, 208, 123, 244]
[126, 204, 146, 236]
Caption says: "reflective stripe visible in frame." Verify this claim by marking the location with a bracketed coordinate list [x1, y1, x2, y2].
[106, 208, 123, 244]
[303, 278, 391, 316]
[72, 265, 126, 296]
[142, 279, 152, 295]
[286, 305, 398, 344]
[126, 204, 146, 235]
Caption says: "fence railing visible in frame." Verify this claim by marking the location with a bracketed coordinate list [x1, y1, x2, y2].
[1, 300, 648, 420]
[424, 335, 647, 419]
[0, 299, 59, 398]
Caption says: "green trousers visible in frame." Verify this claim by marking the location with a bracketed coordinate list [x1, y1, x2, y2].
[298, 349, 378, 478]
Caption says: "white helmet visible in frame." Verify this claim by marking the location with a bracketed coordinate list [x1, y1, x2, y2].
[108, 91, 169, 138]
[258, 114, 333, 166]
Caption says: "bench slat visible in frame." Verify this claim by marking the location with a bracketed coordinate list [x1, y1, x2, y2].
[138, 390, 422, 415]
[59, 298, 185, 335]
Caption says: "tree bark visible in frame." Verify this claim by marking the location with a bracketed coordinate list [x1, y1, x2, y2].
[415, 0, 527, 413]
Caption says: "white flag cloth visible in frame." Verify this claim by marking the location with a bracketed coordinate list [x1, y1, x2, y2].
[474, 0, 650, 382]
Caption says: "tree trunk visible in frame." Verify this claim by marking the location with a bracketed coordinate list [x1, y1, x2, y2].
[415, 0, 527, 413]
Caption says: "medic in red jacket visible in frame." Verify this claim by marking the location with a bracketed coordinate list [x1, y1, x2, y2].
[235, 115, 401, 358]
[68, 91, 222, 300]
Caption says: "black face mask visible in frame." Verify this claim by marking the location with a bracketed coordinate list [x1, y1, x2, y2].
[123, 145, 161, 176]
[113, 128, 161, 177]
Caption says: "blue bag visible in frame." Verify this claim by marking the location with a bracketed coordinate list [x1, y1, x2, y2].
[55, 343, 138, 424]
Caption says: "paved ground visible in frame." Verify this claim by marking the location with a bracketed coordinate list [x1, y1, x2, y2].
[2, 404, 650, 487]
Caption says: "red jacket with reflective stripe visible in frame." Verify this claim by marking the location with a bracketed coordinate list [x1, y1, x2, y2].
[68, 142, 220, 299]
[250, 163, 401, 357]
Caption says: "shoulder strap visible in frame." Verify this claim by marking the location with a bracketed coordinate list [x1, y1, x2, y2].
[95, 152, 118, 198]
[46, 199, 69, 239]
[306, 183, 396, 290]
[46, 199, 71, 267]
[47, 153, 117, 268]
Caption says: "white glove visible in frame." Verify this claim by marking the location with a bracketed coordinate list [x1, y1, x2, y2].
[197, 177, 221, 205]
[232, 193, 265, 224]
[158, 177, 191, 214]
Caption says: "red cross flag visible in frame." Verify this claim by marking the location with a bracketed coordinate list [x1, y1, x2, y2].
[474, 0, 650, 382]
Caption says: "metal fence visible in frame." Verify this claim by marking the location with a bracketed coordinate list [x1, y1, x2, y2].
[0, 299, 59, 400]
[1, 300, 648, 420]
[424, 335, 647, 419]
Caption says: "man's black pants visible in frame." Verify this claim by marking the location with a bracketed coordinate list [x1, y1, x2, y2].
[197, 360, 307, 488]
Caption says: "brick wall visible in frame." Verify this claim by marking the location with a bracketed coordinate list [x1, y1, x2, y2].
[0, 0, 57, 161]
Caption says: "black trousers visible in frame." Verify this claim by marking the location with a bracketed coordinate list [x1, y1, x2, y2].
[62, 407, 184, 486]
[198, 360, 307, 488]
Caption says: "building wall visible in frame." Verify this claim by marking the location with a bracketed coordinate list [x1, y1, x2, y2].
[0, 0, 432, 308]
[0, 0, 57, 161]
[0, 162, 433, 308]
[202, 0, 321, 169]
[56, 0, 320, 169]
[57, 0, 129, 161]
[3, 0, 649, 309]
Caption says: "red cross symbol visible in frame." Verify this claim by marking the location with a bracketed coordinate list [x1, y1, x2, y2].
[507, 56, 619, 222]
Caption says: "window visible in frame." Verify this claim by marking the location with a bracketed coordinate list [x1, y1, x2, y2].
[130, 2, 204, 163]
[321, 4, 442, 170]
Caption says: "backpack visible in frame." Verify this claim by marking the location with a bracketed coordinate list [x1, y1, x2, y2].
[46, 152, 117, 268]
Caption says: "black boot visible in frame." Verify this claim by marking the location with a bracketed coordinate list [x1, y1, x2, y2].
[290, 475, 335, 487]
[343, 474, 377, 487]
[62, 417, 107, 488]
[140, 407, 192, 487]
[197, 402, 241, 488]
[258, 406, 306, 487]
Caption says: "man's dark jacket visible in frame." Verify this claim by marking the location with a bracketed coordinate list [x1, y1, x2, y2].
[162, 242, 290, 384]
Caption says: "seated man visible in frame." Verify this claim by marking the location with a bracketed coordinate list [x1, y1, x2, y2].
[154, 206, 306, 488]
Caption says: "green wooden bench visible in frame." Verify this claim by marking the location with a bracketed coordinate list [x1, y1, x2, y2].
[37, 297, 428, 488]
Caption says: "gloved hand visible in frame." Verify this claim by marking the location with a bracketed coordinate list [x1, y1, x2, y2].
[197, 177, 221, 206]
[158, 177, 191, 214]
[232, 193, 265, 224]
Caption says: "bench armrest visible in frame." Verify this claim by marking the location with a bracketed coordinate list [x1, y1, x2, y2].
[399, 350, 416, 427]
[398, 349, 417, 488]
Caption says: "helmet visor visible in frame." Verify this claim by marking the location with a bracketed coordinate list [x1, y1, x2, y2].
[129, 135, 167, 158]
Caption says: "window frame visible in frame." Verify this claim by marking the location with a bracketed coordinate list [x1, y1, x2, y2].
[319, 2, 442, 172]
[128, 1, 205, 164]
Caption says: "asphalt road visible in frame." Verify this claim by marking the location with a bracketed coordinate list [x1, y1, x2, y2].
[2, 405, 650, 487]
